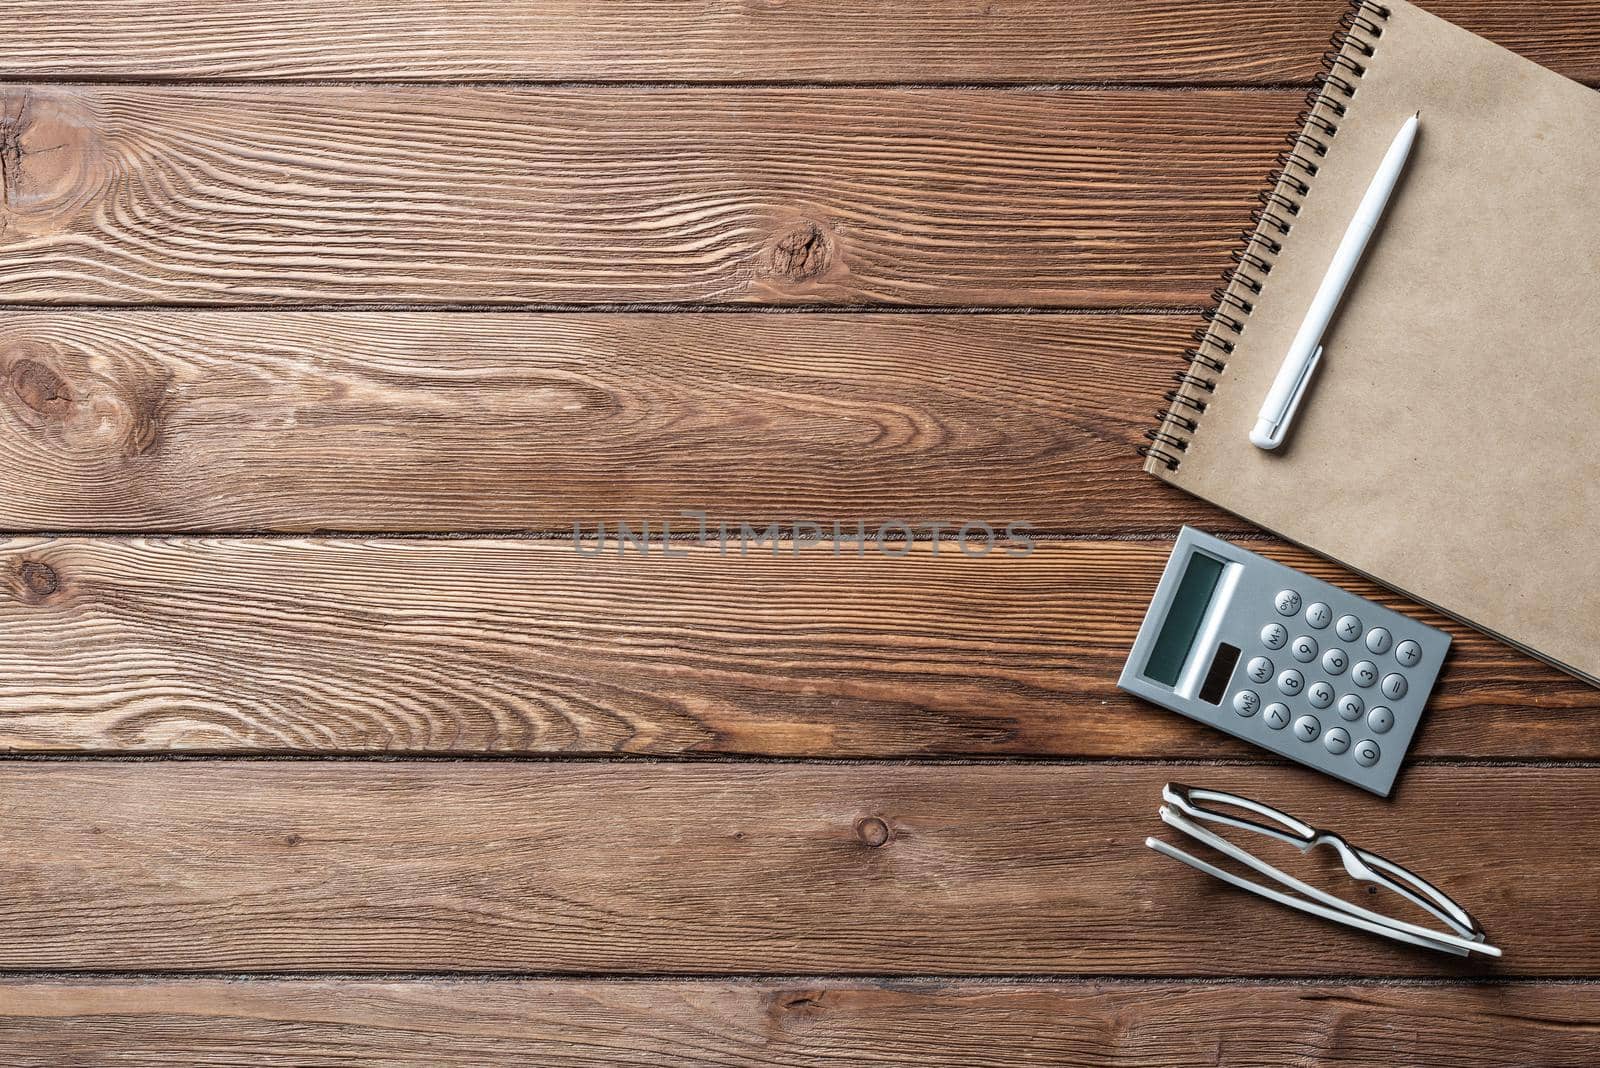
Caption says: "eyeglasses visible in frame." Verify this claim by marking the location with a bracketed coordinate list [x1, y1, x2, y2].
[1146, 782, 1500, 957]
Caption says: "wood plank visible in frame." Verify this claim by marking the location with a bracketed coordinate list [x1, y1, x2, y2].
[0, 85, 1295, 306]
[2, 537, 1594, 758]
[0, 310, 1229, 533]
[5, 2, 1600, 86]
[0, 761, 1592, 974]
[1, 979, 1593, 1067]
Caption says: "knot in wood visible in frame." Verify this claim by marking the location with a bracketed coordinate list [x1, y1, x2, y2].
[8, 357, 73, 418]
[854, 815, 891, 848]
[16, 560, 60, 599]
[772, 223, 831, 281]
[0, 89, 110, 234]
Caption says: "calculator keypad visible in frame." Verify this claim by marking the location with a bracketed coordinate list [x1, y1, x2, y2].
[1226, 583, 1436, 792]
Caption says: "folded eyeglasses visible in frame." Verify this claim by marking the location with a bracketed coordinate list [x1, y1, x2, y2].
[1147, 783, 1500, 957]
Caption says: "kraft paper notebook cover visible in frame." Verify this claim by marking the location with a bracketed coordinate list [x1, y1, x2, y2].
[1142, 0, 1600, 684]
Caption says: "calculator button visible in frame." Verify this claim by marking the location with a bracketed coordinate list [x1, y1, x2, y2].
[1353, 739, 1382, 767]
[1260, 623, 1288, 650]
[1233, 690, 1260, 717]
[1277, 669, 1304, 696]
[1275, 590, 1302, 616]
[1293, 715, 1320, 742]
[1367, 706, 1394, 734]
[1380, 673, 1408, 701]
[1290, 635, 1318, 663]
[1335, 614, 1362, 642]
[1351, 661, 1378, 688]
[1263, 703, 1290, 730]
[1307, 681, 1334, 709]
[1246, 656, 1274, 684]
[1337, 693, 1364, 721]
[1365, 627, 1393, 655]
[1323, 727, 1351, 754]
[1395, 640, 1423, 667]
[1305, 602, 1332, 629]
[1321, 648, 1349, 675]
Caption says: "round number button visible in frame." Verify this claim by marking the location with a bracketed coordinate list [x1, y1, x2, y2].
[1275, 590, 1302, 616]
[1351, 660, 1378, 688]
[1246, 656, 1274, 684]
[1293, 715, 1320, 742]
[1290, 635, 1318, 663]
[1263, 703, 1290, 730]
[1233, 690, 1260, 717]
[1337, 693, 1365, 721]
[1396, 640, 1423, 667]
[1380, 673, 1408, 701]
[1323, 727, 1351, 754]
[1322, 648, 1349, 675]
[1365, 627, 1393, 655]
[1353, 739, 1382, 767]
[1277, 669, 1305, 696]
[1307, 681, 1335, 709]
[1260, 623, 1288, 650]
[1335, 614, 1362, 642]
[1305, 602, 1332, 629]
[1367, 706, 1395, 734]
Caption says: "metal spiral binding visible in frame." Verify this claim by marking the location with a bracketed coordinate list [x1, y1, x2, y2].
[1138, 0, 1390, 472]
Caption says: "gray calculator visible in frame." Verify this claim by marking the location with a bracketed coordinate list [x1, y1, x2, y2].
[1118, 527, 1449, 796]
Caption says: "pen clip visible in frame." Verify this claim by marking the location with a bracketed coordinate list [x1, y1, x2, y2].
[1251, 344, 1322, 450]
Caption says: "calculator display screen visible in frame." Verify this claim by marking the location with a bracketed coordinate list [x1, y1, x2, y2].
[1143, 551, 1224, 687]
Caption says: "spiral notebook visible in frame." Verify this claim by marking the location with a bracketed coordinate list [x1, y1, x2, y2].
[1143, 0, 1600, 685]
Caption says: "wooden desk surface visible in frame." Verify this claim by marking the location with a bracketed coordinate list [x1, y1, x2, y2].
[3, 2, 1599, 1063]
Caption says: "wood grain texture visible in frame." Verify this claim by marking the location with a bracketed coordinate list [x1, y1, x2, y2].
[0, 761, 1594, 975]
[2, 979, 1595, 1067]
[0, 310, 1233, 533]
[3, 536, 1594, 757]
[0, 85, 1296, 306]
[4, 2, 1600, 86]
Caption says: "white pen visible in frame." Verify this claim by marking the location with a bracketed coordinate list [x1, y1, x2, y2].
[1251, 112, 1421, 450]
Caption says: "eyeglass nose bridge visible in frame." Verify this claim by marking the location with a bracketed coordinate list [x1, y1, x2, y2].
[1308, 830, 1381, 882]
